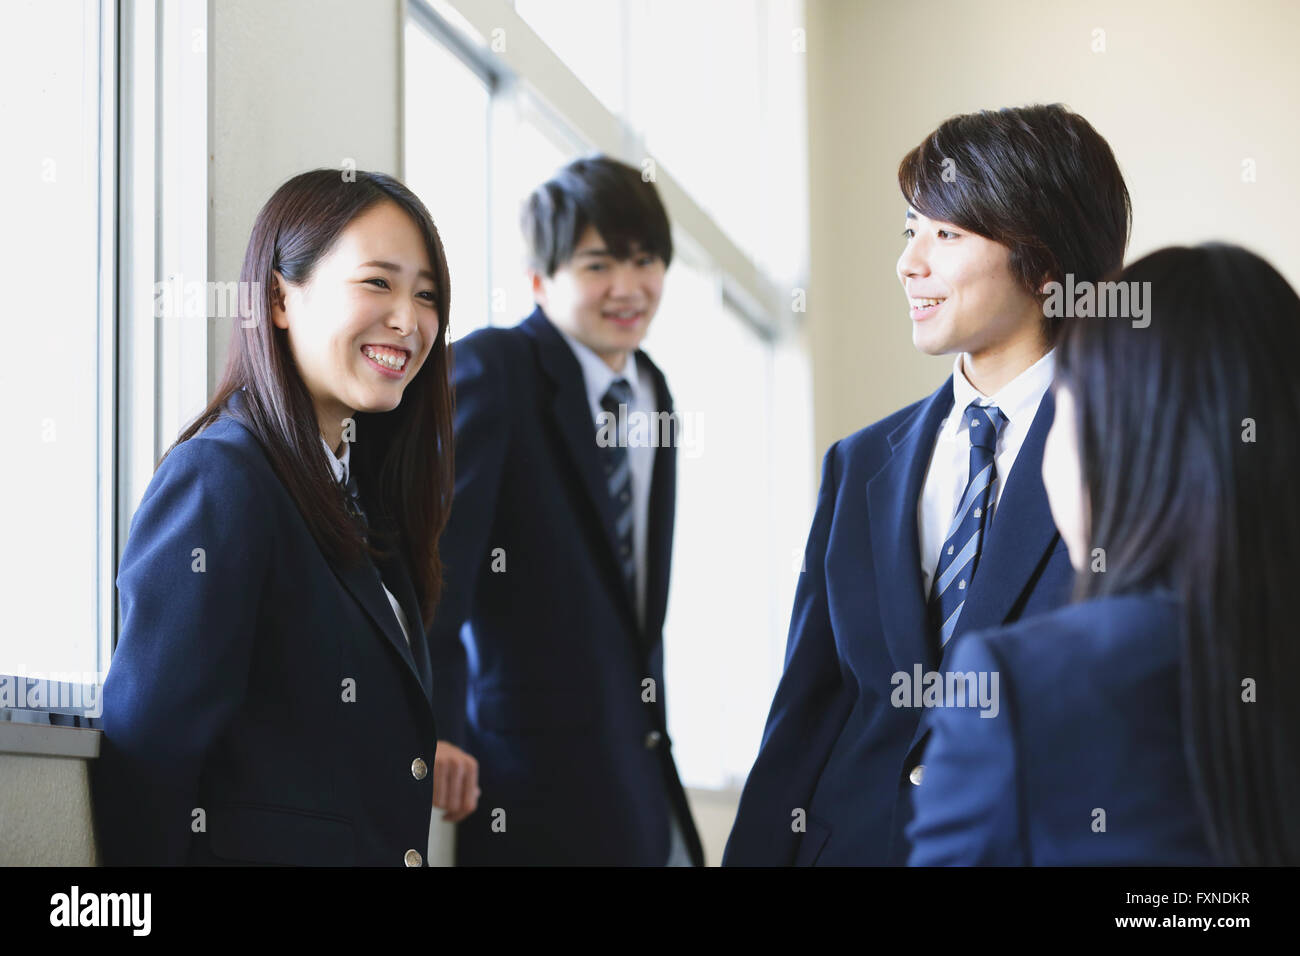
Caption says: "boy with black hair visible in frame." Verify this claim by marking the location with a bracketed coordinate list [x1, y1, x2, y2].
[724, 104, 1132, 865]
[427, 155, 703, 866]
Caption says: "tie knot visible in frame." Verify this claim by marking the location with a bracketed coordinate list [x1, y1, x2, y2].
[339, 467, 365, 519]
[963, 402, 1006, 452]
[602, 378, 633, 413]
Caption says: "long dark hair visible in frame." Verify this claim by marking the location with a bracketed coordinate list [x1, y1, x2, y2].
[1057, 243, 1300, 865]
[898, 103, 1132, 341]
[164, 168, 454, 625]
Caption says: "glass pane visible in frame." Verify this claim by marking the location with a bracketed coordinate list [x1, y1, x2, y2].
[515, 0, 626, 115]
[750, 333, 816, 772]
[0, 0, 103, 715]
[625, 0, 807, 283]
[490, 112, 578, 326]
[404, 21, 491, 341]
[645, 262, 776, 789]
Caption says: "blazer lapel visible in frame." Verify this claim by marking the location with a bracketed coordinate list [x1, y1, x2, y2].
[328, 555, 420, 676]
[521, 310, 638, 631]
[329, 493, 431, 706]
[866, 378, 955, 676]
[227, 386, 432, 703]
[372, 538, 435, 709]
[944, 387, 1060, 648]
[641, 351, 676, 646]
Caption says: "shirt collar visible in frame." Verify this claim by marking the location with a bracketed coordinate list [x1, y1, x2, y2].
[950, 347, 1056, 426]
[555, 324, 643, 409]
[321, 434, 350, 484]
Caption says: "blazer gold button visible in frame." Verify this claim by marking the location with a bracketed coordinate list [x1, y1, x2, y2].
[411, 757, 428, 780]
[644, 730, 663, 750]
[404, 848, 423, 867]
[909, 765, 925, 786]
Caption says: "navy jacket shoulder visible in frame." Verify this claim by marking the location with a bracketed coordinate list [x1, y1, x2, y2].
[907, 591, 1215, 865]
[836, 393, 931, 463]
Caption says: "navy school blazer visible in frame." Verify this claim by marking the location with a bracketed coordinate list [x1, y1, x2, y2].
[907, 592, 1215, 865]
[723, 376, 1073, 865]
[92, 388, 439, 866]
[428, 307, 705, 866]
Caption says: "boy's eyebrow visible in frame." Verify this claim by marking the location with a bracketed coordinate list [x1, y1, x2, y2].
[573, 242, 656, 259]
[359, 259, 436, 281]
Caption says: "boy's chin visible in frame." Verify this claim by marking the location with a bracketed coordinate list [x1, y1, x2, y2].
[911, 327, 958, 357]
[605, 327, 649, 352]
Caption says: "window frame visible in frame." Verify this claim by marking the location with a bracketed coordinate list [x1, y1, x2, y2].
[0, 0, 212, 755]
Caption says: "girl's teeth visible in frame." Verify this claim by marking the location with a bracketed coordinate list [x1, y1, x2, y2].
[364, 347, 407, 369]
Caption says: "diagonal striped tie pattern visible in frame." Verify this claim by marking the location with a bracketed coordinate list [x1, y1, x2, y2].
[931, 401, 1008, 647]
[598, 378, 637, 599]
[340, 462, 369, 544]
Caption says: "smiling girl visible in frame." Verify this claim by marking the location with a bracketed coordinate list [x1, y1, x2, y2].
[93, 169, 455, 866]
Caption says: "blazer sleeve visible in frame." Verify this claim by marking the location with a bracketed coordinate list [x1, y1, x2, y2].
[723, 441, 858, 865]
[906, 631, 1028, 865]
[92, 436, 272, 865]
[426, 333, 511, 749]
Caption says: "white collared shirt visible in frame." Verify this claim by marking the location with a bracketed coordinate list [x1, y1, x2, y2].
[917, 349, 1056, 597]
[321, 435, 412, 647]
[555, 327, 657, 629]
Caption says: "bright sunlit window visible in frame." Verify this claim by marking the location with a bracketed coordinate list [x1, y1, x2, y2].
[404, 19, 492, 340]
[0, 0, 110, 719]
[405, 0, 813, 791]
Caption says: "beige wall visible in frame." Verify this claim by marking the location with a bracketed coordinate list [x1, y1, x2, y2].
[805, 0, 1300, 454]
[209, 0, 405, 388]
[0, 746, 99, 866]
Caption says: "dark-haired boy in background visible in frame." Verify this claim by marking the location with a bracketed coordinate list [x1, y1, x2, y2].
[426, 156, 703, 866]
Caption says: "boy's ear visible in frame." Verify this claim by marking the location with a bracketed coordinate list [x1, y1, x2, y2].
[528, 270, 549, 308]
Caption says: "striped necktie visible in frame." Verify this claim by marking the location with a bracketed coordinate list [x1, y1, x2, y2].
[931, 401, 1007, 646]
[598, 378, 636, 599]
[339, 464, 369, 543]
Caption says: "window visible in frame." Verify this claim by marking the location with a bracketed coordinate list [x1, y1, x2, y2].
[487, 103, 581, 326]
[515, 0, 627, 116]
[406, 0, 814, 792]
[404, 19, 492, 340]
[0, 0, 113, 720]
